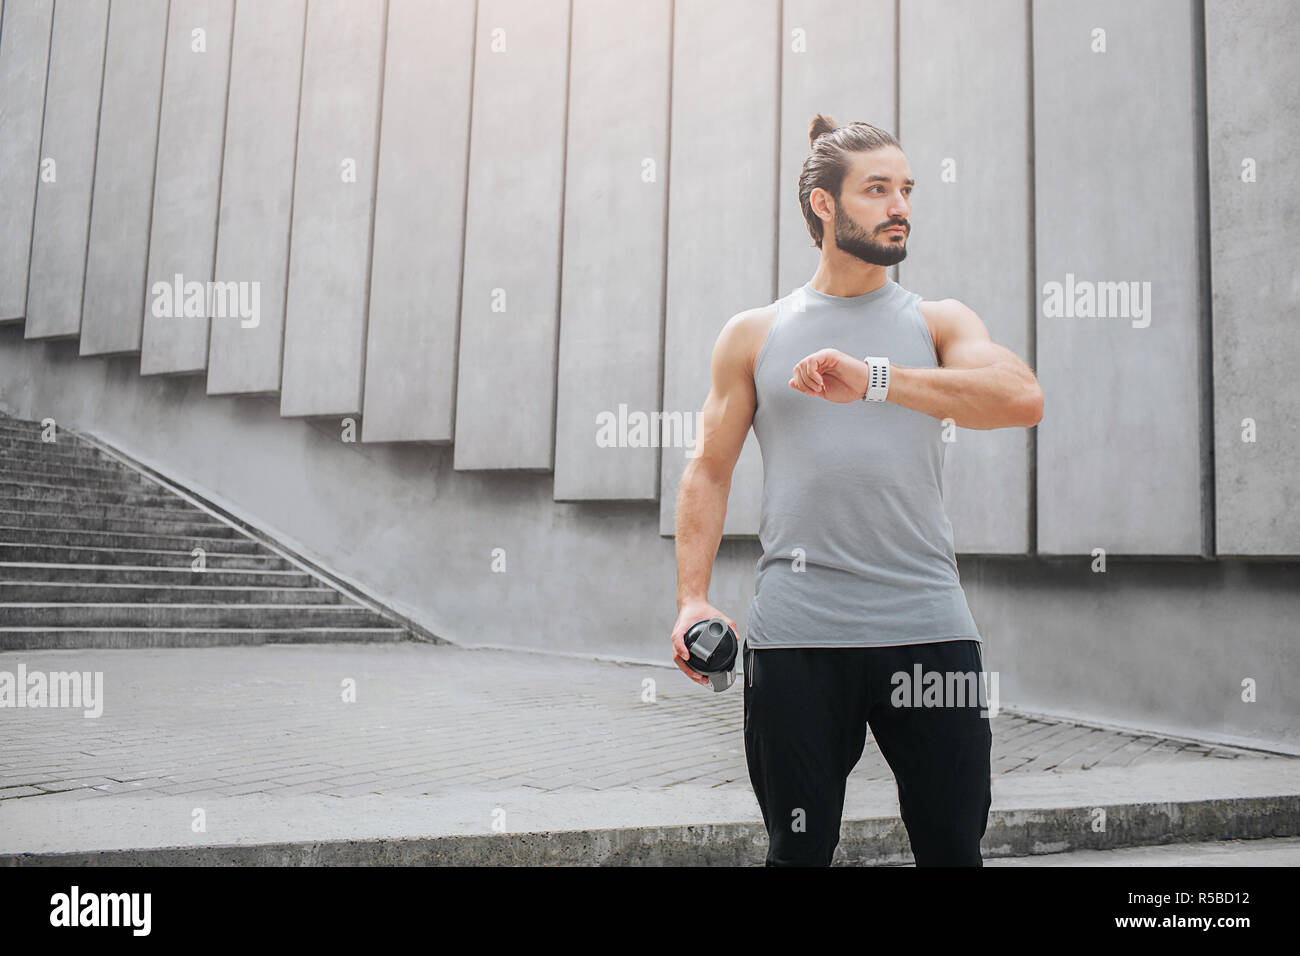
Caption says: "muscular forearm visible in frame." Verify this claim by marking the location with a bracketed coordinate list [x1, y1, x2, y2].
[886, 361, 1041, 430]
[674, 463, 729, 608]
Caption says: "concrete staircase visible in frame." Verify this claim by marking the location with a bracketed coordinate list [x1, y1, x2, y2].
[0, 411, 410, 648]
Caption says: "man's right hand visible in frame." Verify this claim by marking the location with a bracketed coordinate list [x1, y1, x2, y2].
[671, 602, 739, 687]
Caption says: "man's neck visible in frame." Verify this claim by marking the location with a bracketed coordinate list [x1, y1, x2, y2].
[808, 259, 891, 298]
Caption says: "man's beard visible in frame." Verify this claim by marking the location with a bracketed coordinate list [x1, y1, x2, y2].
[832, 204, 909, 266]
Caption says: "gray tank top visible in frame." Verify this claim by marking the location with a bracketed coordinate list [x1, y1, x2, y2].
[745, 279, 982, 648]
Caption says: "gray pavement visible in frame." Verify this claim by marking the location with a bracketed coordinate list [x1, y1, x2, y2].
[986, 836, 1300, 866]
[0, 643, 1295, 863]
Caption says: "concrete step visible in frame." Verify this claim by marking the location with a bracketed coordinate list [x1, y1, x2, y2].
[0, 413, 49, 427]
[0, 415, 75, 432]
[0, 451, 133, 475]
[0, 464, 157, 492]
[0, 480, 199, 510]
[0, 420, 61, 440]
[0, 438, 120, 465]
[0, 453, 151, 485]
[0, 414, 422, 651]
[0, 498, 234, 525]
[0, 508, 240, 538]
[0, 582, 344, 604]
[0, 562, 317, 587]
[0, 627, 410, 649]
[0, 425, 121, 447]
[0, 603, 385, 628]
[0, 524, 265, 554]
[0, 432, 96, 454]
[0, 543, 294, 569]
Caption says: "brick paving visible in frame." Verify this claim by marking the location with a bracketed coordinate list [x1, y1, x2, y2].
[0, 643, 1280, 803]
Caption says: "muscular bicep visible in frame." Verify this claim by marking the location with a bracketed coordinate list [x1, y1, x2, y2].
[688, 314, 760, 483]
[931, 299, 1035, 377]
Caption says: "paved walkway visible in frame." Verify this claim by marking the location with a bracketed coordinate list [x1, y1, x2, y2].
[0, 643, 1293, 860]
[2, 642, 1275, 799]
[986, 836, 1300, 866]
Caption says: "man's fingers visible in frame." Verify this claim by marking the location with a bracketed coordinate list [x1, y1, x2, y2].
[672, 634, 699, 671]
[796, 359, 824, 391]
[800, 356, 821, 387]
[674, 657, 709, 686]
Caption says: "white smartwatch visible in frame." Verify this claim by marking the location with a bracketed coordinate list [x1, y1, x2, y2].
[862, 355, 890, 402]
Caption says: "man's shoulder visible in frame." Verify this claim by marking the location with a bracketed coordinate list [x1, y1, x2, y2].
[916, 296, 975, 318]
[916, 297, 979, 358]
[719, 302, 781, 375]
[729, 301, 780, 334]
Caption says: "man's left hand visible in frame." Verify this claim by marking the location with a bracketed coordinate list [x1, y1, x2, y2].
[789, 349, 871, 404]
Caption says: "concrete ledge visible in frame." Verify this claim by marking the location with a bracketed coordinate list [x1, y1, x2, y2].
[2, 794, 1296, 866]
[2, 761, 1296, 866]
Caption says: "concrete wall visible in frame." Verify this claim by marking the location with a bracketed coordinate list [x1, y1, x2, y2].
[1034, 0, 1208, 556]
[552, 0, 670, 501]
[0, 0, 1297, 751]
[1205, 0, 1300, 556]
[279, 0, 386, 418]
[658, 0, 779, 536]
[205, 0, 304, 397]
[454, 0, 570, 470]
[139, 0, 234, 376]
[360, 0, 473, 443]
[79, 0, 169, 357]
[898, 0, 1033, 554]
[22, 0, 107, 340]
[0, 0, 53, 324]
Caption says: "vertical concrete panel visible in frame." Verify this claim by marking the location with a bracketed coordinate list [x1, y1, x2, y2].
[23, 0, 108, 340]
[206, 0, 305, 396]
[453, 0, 569, 469]
[552, 0, 670, 499]
[898, 0, 1032, 554]
[360, 0, 473, 442]
[658, 0, 779, 536]
[777, 0, 894, 297]
[1206, 1, 1300, 555]
[0, 0, 54, 323]
[139, 0, 234, 376]
[1034, 0, 1206, 554]
[279, 0, 386, 418]
[79, 0, 169, 356]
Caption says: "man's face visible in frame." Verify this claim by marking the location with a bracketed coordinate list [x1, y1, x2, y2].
[825, 146, 913, 267]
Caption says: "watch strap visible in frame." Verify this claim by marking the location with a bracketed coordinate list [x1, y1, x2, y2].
[862, 355, 890, 402]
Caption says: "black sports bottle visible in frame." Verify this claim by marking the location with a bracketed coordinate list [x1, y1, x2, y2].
[683, 617, 739, 692]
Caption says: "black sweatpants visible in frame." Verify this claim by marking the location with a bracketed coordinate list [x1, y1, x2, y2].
[743, 639, 992, 867]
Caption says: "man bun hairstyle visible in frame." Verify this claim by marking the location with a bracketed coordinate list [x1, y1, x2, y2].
[799, 112, 900, 248]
